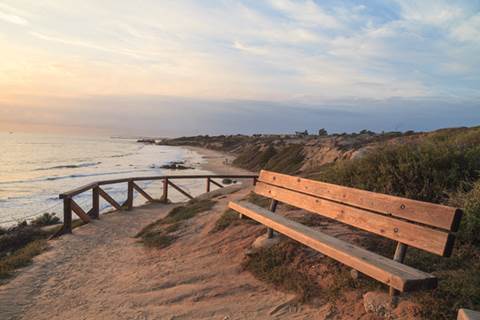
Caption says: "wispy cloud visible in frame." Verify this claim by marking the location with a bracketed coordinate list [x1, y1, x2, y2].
[0, 3, 28, 25]
[0, 0, 478, 135]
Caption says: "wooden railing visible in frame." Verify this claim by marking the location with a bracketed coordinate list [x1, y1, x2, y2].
[55, 174, 258, 237]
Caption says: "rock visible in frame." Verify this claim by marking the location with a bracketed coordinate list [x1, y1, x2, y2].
[137, 139, 156, 144]
[391, 301, 422, 320]
[251, 233, 281, 250]
[363, 291, 392, 318]
[350, 269, 359, 280]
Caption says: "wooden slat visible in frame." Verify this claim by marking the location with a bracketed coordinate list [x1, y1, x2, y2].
[258, 170, 462, 231]
[458, 309, 480, 320]
[210, 179, 224, 189]
[132, 181, 154, 202]
[255, 182, 454, 256]
[98, 187, 122, 210]
[229, 201, 437, 292]
[71, 200, 91, 223]
[168, 180, 194, 200]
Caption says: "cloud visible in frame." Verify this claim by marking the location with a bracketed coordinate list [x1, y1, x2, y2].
[233, 41, 268, 55]
[0, 3, 28, 25]
[0, 0, 479, 135]
[267, 0, 341, 29]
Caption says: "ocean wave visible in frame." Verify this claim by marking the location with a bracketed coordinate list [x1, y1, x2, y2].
[110, 153, 135, 158]
[35, 162, 102, 171]
[0, 169, 154, 185]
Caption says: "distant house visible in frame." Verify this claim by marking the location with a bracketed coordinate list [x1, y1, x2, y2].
[295, 130, 309, 136]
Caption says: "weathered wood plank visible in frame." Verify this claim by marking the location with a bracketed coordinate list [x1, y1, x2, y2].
[229, 201, 437, 292]
[168, 180, 194, 200]
[132, 181, 154, 202]
[98, 187, 122, 210]
[71, 199, 91, 223]
[258, 170, 462, 231]
[458, 309, 480, 320]
[255, 182, 454, 256]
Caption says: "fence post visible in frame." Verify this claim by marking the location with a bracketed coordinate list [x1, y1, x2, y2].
[127, 180, 134, 210]
[162, 177, 169, 203]
[92, 185, 100, 219]
[63, 197, 72, 234]
[206, 177, 211, 193]
[253, 177, 257, 186]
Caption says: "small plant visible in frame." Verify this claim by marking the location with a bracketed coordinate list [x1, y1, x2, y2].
[211, 209, 240, 232]
[136, 199, 216, 248]
[162, 199, 216, 225]
[242, 241, 319, 302]
[141, 232, 176, 249]
[30, 213, 60, 226]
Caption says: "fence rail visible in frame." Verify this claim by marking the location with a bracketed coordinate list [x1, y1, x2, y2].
[54, 174, 258, 238]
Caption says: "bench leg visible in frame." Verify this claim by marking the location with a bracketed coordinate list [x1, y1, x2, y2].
[389, 242, 408, 300]
[266, 199, 279, 239]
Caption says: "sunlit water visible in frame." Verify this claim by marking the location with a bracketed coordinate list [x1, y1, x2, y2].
[0, 133, 213, 226]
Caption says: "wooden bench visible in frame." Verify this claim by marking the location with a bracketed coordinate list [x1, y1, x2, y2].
[229, 170, 463, 295]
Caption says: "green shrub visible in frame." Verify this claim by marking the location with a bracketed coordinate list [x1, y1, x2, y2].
[30, 213, 60, 226]
[311, 126, 480, 203]
[0, 225, 48, 257]
[454, 182, 480, 245]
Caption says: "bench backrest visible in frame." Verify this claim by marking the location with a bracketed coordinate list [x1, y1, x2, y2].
[255, 170, 463, 257]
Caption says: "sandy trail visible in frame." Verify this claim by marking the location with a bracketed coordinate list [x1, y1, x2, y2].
[0, 185, 323, 320]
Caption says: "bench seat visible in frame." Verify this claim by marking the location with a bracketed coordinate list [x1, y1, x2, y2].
[230, 201, 438, 292]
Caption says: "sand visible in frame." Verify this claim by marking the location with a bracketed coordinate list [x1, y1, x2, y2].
[0, 148, 324, 320]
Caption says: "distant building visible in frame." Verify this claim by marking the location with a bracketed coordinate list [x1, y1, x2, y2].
[295, 130, 309, 136]
[318, 128, 328, 136]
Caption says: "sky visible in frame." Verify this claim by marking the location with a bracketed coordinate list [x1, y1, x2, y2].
[0, 0, 479, 136]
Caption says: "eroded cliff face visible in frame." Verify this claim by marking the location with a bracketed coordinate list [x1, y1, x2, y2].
[158, 131, 422, 175]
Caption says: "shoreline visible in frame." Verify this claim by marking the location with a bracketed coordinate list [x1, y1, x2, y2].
[185, 146, 256, 176]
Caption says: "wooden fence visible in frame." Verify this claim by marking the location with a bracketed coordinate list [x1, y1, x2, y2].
[55, 174, 258, 237]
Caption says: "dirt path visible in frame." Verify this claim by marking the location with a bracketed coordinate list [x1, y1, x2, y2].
[0, 187, 323, 320]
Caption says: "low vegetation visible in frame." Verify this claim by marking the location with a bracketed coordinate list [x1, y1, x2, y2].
[30, 213, 60, 226]
[0, 240, 47, 279]
[211, 209, 240, 233]
[211, 193, 266, 233]
[0, 213, 70, 281]
[242, 241, 319, 302]
[305, 126, 480, 319]
[136, 199, 216, 248]
[233, 144, 305, 174]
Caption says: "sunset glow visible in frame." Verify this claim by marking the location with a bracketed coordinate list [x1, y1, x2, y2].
[0, 1, 479, 135]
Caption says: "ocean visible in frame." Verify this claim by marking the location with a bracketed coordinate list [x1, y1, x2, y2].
[0, 133, 212, 227]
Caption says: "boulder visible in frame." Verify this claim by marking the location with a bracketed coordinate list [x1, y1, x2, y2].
[363, 291, 392, 318]
[251, 233, 281, 250]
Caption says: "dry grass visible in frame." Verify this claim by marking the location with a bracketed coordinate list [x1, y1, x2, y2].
[0, 240, 47, 280]
[136, 199, 216, 248]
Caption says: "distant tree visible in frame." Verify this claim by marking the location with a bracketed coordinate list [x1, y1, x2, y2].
[318, 128, 328, 136]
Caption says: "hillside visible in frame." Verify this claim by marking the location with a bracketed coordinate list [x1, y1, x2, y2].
[158, 125, 480, 319]
[159, 130, 422, 174]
